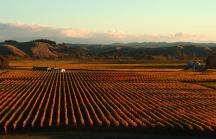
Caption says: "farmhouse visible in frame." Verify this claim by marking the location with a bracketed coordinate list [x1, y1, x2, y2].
[50, 68, 66, 72]
[186, 60, 201, 68]
[32, 66, 66, 72]
[185, 60, 206, 72]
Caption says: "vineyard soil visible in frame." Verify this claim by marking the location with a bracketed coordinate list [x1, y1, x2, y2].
[1, 63, 216, 138]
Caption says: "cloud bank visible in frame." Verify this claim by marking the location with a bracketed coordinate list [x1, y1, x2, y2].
[0, 23, 213, 44]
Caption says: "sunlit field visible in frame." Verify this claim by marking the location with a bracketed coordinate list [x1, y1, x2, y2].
[1, 61, 216, 139]
[10, 60, 184, 71]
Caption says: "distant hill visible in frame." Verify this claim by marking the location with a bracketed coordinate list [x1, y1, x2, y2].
[2, 40, 58, 59]
[0, 40, 216, 60]
[0, 44, 28, 58]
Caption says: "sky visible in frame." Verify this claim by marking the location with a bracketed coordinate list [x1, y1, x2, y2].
[0, 0, 216, 43]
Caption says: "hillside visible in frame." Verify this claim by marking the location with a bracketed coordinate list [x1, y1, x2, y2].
[1, 40, 216, 60]
[0, 44, 28, 58]
[15, 41, 58, 59]
[1, 40, 59, 59]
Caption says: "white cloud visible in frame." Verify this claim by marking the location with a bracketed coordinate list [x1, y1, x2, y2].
[61, 29, 90, 38]
[0, 22, 214, 44]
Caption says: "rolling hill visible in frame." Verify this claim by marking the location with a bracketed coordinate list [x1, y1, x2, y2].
[0, 40, 216, 60]
[0, 44, 28, 58]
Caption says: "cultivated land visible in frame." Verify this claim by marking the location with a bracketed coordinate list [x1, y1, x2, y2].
[1, 61, 216, 138]
[10, 60, 184, 71]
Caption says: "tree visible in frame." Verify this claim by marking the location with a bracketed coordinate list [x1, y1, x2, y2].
[0, 55, 9, 68]
[206, 55, 216, 68]
[33, 39, 56, 45]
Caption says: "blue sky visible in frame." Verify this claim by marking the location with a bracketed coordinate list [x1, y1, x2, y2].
[0, 0, 216, 43]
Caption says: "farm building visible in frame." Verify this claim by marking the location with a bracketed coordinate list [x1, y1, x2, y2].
[0, 55, 9, 68]
[186, 60, 201, 68]
[185, 60, 206, 71]
[50, 68, 66, 72]
[32, 66, 66, 72]
[32, 66, 50, 71]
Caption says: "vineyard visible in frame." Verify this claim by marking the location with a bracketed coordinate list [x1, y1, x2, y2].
[1, 70, 216, 135]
